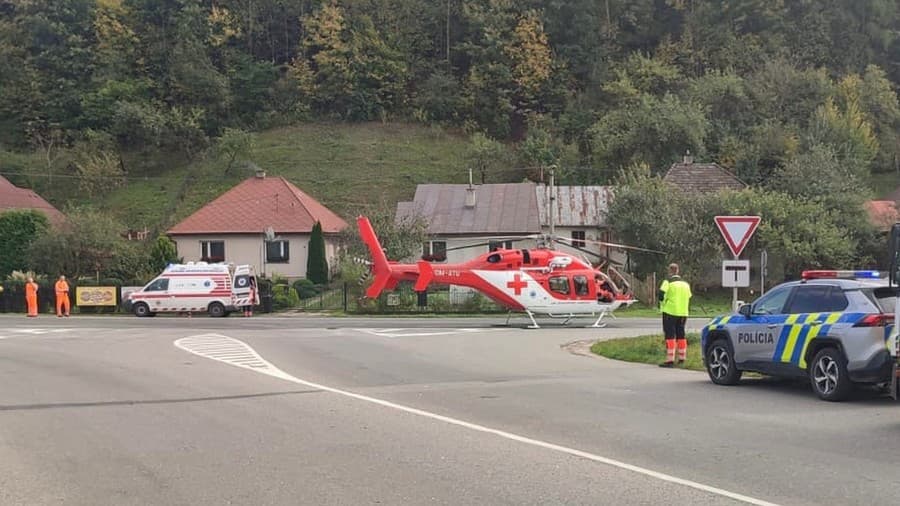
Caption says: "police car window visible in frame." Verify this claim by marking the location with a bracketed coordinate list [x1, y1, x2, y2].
[787, 285, 845, 313]
[870, 287, 897, 314]
[752, 287, 790, 315]
[144, 278, 169, 292]
[573, 275, 589, 296]
[549, 276, 570, 295]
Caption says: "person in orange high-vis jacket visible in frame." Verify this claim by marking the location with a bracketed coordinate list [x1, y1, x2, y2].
[55, 275, 70, 317]
[25, 277, 39, 317]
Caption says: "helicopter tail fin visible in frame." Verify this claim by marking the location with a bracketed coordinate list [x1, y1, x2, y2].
[357, 216, 392, 298]
[414, 260, 433, 291]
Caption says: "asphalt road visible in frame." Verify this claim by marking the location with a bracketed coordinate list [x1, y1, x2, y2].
[1, 315, 899, 505]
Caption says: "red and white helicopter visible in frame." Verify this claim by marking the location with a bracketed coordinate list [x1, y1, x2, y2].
[357, 216, 662, 328]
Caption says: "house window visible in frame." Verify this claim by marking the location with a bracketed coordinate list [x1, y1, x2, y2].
[422, 241, 447, 262]
[571, 230, 586, 248]
[488, 240, 514, 251]
[266, 240, 290, 263]
[200, 241, 225, 263]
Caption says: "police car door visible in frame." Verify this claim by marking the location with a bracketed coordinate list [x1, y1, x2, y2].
[735, 285, 793, 365]
[776, 284, 837, 372]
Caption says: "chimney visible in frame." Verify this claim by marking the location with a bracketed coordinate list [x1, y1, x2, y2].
[255, 167, 266, 179]
[465, 168, 476, 208]
[683, 150, 693, 165]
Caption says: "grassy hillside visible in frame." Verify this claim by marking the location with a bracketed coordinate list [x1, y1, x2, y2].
[102, 122, 475, 230]
[4, 121, 899, 232]
[0, 122, 477, 231]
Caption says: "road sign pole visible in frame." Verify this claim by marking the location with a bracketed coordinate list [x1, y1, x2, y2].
[733, 254, 738, 312]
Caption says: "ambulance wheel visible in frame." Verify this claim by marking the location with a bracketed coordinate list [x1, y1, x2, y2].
[809, 347, 852, 402]
[133, 302, 151, 318]
[706, 339, 742, 385]
[208, 302, 226, 318]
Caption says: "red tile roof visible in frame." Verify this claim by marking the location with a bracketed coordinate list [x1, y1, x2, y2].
[0, 175, 66, 226]
[167, 175, 348, 235]
[865, 200, 900, 232]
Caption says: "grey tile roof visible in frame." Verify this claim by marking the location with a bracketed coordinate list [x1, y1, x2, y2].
[536, 185, 613, 227]
[396, 183, 541, 235]
[663, 162, 746, 193]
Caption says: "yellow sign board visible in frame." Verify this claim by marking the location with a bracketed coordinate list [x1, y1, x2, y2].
[76, 286, 117, 306]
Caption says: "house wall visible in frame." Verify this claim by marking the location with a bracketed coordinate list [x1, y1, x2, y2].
[170, 233, 342, 281]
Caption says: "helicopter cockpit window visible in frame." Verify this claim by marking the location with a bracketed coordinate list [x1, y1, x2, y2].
[573, 275, 589, 296]
[487, 253, 502, 263]
[549, 276, 570, 295]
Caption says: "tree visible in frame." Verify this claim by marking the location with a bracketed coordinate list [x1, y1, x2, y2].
[0, 210, 51, 276]
[306, 221, 329, 285]
[591, 93, 708, 178]
[148, 234, 180, 273]
[27, 207, 131, 280]
[215, 127, 256, 174]
[465, 132, 507, 184]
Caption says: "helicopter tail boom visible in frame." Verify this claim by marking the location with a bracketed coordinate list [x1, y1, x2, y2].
[357, 216, 395, 298]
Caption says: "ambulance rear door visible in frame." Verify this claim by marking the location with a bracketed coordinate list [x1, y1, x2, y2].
[232, 265, 258, 305]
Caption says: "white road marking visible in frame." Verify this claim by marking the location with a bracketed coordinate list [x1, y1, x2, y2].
[174, 333, 780, 506]
[356, 328, 495, 338]
[8, 328, 73, 335]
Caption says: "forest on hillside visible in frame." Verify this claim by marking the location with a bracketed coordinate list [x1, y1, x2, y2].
[1, 0, 899, 184]
[2, 0, 900, 283]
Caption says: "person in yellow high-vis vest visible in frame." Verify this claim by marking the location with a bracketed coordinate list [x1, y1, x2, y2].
[659, 263, 691, 367]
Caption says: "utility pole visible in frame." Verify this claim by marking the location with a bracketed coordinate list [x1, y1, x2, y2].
[548, 165, 556, 249]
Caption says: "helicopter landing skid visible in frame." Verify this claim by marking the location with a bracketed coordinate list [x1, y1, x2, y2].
[525, 310, 541, 329]
[590, 311, 609, 328]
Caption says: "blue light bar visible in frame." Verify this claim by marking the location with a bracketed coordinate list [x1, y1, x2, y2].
[801, 270, 881, 280]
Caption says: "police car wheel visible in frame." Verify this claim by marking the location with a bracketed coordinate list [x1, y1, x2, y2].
[133, 302, 150, 318]
[810, 348, 852, 401]
[706, 339, 742, 385]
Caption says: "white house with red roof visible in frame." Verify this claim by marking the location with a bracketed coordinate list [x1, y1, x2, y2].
[167, 170, 348, 280]
[0, 175, 65, 226]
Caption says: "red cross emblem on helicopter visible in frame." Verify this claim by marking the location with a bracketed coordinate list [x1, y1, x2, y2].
[506, 274, 528, 295]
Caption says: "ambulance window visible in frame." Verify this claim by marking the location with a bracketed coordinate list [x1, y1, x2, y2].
[145, 278, 169, 292]
[549, 276, 570, 295]
[573, 275, 589, 296]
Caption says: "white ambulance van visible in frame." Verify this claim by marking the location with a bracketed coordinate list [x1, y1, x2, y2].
[126, 262, 258, 317]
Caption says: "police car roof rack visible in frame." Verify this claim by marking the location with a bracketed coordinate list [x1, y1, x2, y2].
[801, 270, 880, 281]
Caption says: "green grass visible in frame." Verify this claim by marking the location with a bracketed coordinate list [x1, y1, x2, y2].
[3, 122, 477, 230]
[870, 171, 900, 199]
[591, 333, 704, 371]
[616, 292, 732, 318]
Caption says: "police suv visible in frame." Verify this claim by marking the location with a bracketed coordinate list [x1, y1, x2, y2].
[701, 270, 896, 401]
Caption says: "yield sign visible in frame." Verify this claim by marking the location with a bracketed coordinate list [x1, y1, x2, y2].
[714, 216, 761, 258]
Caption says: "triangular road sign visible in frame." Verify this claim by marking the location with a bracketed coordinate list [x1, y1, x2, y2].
[714, 216, 761, 258]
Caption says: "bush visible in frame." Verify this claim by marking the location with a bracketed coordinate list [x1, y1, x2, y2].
[272, 284, 300, 309]
[292, 279, 322, 300]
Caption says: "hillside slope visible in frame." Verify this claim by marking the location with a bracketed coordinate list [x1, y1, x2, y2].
[102, 122, 476, 231]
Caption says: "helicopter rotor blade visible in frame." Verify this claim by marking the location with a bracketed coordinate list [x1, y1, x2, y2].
[551, 238, 625, 267]
[553, 235, 666, 255]
[443, 235, 542, 252]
